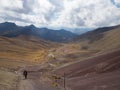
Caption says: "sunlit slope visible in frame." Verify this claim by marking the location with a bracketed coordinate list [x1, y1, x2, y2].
[53, 49, 120, 90]
[0, 36, 57, 62]
[0, 70, 18, 90]
[89, 27, 120, 51]
[74, 25, 120, 51]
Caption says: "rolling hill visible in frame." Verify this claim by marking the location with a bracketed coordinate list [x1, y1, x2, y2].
[74, 25, 120, 51]
[0, 35, 59, 62]
[53, 49, 120, 90]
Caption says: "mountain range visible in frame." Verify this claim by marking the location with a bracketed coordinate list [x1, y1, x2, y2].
[0, 22, 77, 42]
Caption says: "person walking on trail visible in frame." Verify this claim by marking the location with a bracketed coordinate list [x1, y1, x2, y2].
[23, 70, 28, 79]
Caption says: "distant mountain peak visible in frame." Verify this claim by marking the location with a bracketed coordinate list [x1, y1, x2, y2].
[2, 22, 16, 26]
[28, 24, 36, 28]
[60, 29, 66, 31]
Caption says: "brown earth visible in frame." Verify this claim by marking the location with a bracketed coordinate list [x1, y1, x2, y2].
[0, 35, 60, 90]
[0, 36, 59, 62]
[53, 49, 120, 90]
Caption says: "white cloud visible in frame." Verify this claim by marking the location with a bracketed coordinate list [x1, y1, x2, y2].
[0, 0, 120, 28]
[114, 0, 120, 4]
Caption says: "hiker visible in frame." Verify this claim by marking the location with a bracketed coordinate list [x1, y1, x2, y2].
[23, 70, 28, 79]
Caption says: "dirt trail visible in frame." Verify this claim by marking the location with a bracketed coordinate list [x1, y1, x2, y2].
[18, 80, 34, 90]
[17, 66, 57, 90]
[18, 79, 57, 90]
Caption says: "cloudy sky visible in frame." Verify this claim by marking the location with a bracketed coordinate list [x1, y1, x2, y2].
[0, 0, 120, 28]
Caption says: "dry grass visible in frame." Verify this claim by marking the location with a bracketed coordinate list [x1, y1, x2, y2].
[89, 28, 120, 51]
[0, 36, 57, 62]
[0, 70, 18, 90]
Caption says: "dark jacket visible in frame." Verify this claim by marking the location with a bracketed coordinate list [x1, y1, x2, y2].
[23, 70, 27, 76]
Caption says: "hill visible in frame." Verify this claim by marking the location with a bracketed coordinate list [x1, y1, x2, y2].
[0, 22, 77, 42]
[53, 49, 120, 90]
[74, 25, 120, 51]
[0, 36, 59, 62]
[74, 25, 120, 42]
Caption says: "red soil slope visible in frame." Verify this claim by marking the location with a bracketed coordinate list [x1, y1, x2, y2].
[53, 49, 120, 90]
